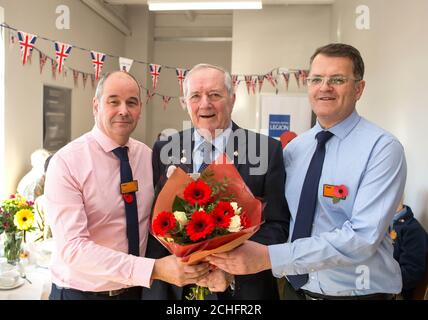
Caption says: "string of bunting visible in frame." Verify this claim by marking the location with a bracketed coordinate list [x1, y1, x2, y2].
[0, 22, 309, 110]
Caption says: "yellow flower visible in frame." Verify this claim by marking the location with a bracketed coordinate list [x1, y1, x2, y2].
[13, 209, 34, 231]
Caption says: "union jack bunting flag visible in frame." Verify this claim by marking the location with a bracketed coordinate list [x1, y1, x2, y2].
[244, 75, 252, 95]
[250, 76, 257, 95]
[39, 51, 48, 73]
[51, 59, 57, 79]
[258, 75, 265, 93]
[265, 72, 278, 89]
[146, 90, 156, 105]
[162, 96, 172, 110]
[73, 70, 80, 87]
[17, 31, 37, 65]
[175, 68, 187, 96]
[282, 72, 290, 91]
[54, 41, 72, 74]
[90, 50, 106, 80]
[149, 64, 162, 90]
[298, 70, 309, 87]
[231, 74, 240, 92]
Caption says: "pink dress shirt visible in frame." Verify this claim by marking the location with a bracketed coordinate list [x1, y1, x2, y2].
[45, 126, 155, 292]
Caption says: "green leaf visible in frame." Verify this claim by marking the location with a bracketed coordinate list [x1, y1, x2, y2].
[172, 196, 187, 212]
[332, 197, 340, 204]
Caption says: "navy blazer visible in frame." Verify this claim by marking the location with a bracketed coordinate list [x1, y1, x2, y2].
[393, 205, 428, 298]
[143, 122, 290, 300]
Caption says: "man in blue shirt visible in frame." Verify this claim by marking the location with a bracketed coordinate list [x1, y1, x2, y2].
[207, 43, 407, 300]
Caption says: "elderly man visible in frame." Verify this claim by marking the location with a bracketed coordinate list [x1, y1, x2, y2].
[143, 63, 290, 300]
[45, 71, 209, 300]
[207, 44, 407, 300]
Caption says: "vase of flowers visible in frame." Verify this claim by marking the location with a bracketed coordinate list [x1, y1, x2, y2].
[1, 194, 35, 265]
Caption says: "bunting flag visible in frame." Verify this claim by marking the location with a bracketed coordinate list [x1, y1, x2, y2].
[232, 74, 239, 92]
[54, 41, 72, 74]
[258, 75, 265, 93]
[9, 29, 16, 47]
[73, 70, 80, 87]
[175, 68, 187, 96]
[82, 73, 88, 88]
[51, 59, 57, 79]
[90, 74, 96, 89]
[293, 71, 300, 88]
[146, 89, 155, 105]
[90, 50, 106, 80]
[265, 72, 278, 89]
[17, 31, 37, 65]
[244, 75, 252, 95]
[282, 72, 290, 91]
[298, 70, 308, 87]
[62, 67, 68, 79]
[39, 51, 48, 74]
[149, 64, 162, 90]
[162, 96, 172, 110]
[119, 57, 133, 72]
[250, 76, 257, 95]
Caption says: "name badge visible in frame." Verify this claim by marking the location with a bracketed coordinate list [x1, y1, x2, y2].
[322, 184, 336, 198]
[120, 180, 138, 194]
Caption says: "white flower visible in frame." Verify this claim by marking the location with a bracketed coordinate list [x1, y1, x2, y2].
[227, 215, 242, 233]
[166, 165, 177, 178]
[173, 211, 188, 230]
[230, 202, 242, 215]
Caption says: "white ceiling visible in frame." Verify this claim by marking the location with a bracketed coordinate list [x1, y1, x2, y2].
[103, 0, 334, 6]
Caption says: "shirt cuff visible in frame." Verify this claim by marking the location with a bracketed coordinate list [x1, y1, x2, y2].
[268, 243, 293, 278]
[131, 257, 156, 288]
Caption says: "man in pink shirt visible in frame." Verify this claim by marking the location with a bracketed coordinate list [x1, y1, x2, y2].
[45, 71, 210, 300]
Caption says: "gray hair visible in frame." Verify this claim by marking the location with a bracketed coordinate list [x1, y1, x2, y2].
[182, 63, 233, 98]
[95, 71, 142, 101]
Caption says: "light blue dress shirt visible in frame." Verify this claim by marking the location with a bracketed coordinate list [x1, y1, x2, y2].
[192, 122, 233, 173]
[269, 111, 407, 296]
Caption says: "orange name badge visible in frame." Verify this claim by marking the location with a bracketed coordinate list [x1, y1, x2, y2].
[323, 184, 336, 198]
[120, 180, 139, 194]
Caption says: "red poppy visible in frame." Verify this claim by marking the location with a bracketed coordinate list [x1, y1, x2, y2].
[240, 212, 251, 229]
[333, 184, 348, 199]
[153, 211, 177, 236]
[183, 180, 212, 206]
[123, 193, 134, 203]
[186, 211, 215, 242]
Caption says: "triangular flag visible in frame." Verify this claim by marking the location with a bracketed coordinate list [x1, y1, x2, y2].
[51, 59, 57, 79]
[258, 75, 265, 93]
[299, 70, 309, 87]
[250, 76, 257, 95]
[8, 29, 16, 47]
[231, 74, 240, 92]
[90, 50, 106, 80]
[162, 96, 172, 110]
[39, 51, 48, 74]
[294, 71, 300, 88]
[146, 89, 155, 105]
[73, 70, 79, 87]
[244, 75, 252, 95]
[282, 72, 290, 91]
[54, 41, 72, 74]
[149, 64, 162, 90]
[265, 72, 278, 89]
[17, 31, 37, 65]
[90, 74, 96, 89]
[119, 57, 133, 73]
[82, 73, 88, 88]
[175, 68, 187, 96]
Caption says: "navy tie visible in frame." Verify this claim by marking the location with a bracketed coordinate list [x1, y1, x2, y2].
[287, 130, 334, 289]
[112, 147, 140, 256]
[198, 141, 215, 173]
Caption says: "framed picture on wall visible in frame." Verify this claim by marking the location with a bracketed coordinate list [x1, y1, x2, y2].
[43, 85, 71, 152]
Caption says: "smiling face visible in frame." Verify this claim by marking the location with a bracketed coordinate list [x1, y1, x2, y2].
[308, 54, 365, 128]
[185, 67, 235, 138]
[93, 72, 141, 145]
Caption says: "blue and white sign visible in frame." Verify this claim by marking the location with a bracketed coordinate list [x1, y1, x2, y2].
[269, 114, 290, 138]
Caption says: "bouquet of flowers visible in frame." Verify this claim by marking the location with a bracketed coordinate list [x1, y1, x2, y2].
[151, 154, 262, 299]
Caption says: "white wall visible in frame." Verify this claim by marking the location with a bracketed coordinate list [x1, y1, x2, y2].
[231, 5, 331, 131]
[331, 0, 428, 228]
[0, 0, 126, 196]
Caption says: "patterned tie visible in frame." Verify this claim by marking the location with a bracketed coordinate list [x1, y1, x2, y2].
[198, 140, 215, 173]
[287, 130, 334, 289]
[112, 147, 140, 256]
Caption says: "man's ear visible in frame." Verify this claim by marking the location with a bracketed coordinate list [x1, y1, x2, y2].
[355, 80, 366, 101]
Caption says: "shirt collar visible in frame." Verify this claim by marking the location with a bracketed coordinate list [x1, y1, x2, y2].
[193, 122, 233, 152]
[91, 125, 131, 153]
[313, 111, 361, 141]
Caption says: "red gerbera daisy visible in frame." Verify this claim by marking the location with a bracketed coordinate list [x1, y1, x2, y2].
[240, 212, 251, 229]
[212, 202, 234, 228]
[152, 211, 177, 236]
[186, 211, 215, 242]
[183, 180, 212, 206]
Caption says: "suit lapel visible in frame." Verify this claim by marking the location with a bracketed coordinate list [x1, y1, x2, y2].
[226, 122, 246, 174]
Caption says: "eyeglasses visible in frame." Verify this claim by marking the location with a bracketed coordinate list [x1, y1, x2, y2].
[305, 76, 361, 87]
[186, 92, 225, 104]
